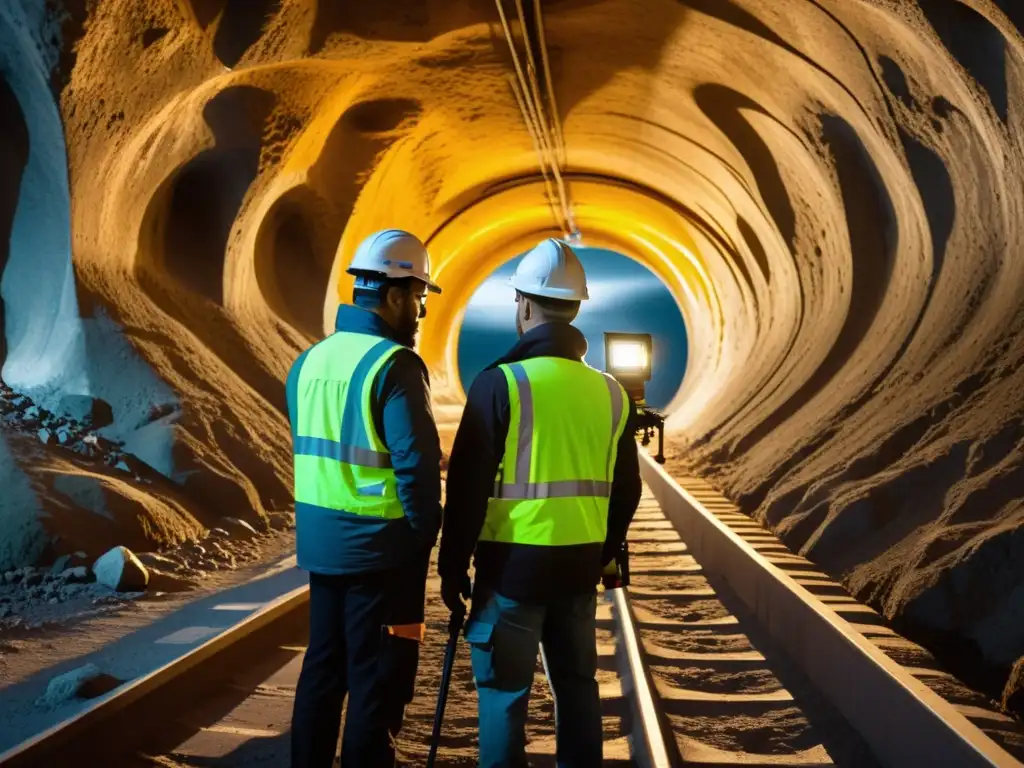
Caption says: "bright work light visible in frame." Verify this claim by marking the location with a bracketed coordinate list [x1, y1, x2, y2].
[609, 340, 648, 373]
[604, 332, 653, 384]
[604, 331, 665, 464]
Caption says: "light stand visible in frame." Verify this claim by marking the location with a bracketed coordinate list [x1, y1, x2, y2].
[603, 332, 666, 464]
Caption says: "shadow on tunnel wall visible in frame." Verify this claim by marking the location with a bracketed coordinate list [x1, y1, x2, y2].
[731, 114, 897, 458]
[136, 85, 286, 411]
[918, 0, 1010, 123]
[0, 74, 29, 373]
[254, 97, 423, 338]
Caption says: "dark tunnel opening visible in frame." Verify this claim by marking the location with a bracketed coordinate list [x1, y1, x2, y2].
[137, 86, 286, 412]
[918, 0, 1009, 123]
[213, 0, 282, 68]
[161, 86, 275, 304]
[0, 75, 30, 372]
[163, 148, 256, 304]
[254, 187, 333, 339]
[694, 84, 797, 247]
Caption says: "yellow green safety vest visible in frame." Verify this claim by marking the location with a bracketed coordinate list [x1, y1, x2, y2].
[481, 357, 630, 547]
[292, 331, 406, 519]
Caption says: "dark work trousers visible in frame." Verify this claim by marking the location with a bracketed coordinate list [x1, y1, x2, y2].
[290, 551, 429, 768]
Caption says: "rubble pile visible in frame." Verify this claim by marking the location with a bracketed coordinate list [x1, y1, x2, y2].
[0, 554, 129, 628]
[0, 381, 296, 632]
[0, 381, 144, 478]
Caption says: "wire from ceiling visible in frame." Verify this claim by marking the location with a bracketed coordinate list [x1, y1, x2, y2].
[496, 0, 579, 240]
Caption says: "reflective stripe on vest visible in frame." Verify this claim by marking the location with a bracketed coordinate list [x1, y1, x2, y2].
[481, 357, 630, 547]
[292, 331, 407, 519]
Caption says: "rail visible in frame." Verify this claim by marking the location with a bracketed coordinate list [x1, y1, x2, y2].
[610, 586, 680, 767]
[2, 458, 1020, 767]
[0, 586, 310, 767]
[638, 451, 1020, 768]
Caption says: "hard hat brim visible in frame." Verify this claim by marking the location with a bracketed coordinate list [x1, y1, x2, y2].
[347, 266, 442, 294]
[510, 274, 588, 301]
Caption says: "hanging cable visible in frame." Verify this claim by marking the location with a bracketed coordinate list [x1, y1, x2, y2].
[509, 73, 561, 226]
[514, 0, 576, 237]
[533, 0, 566, 168]
[496, 0, 577, 238]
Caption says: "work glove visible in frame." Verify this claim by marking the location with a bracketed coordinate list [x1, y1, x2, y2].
[441, 573, 472, 618]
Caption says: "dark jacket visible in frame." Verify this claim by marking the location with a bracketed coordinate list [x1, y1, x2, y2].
[438, 322, 643, 603]
[286, 305, 442, 575]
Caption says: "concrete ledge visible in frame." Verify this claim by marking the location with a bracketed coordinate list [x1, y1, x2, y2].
[639, 452, 1018, 768]
[0, 584, 309, 767]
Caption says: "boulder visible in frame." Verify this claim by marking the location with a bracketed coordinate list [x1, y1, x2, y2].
[36, 663, 123, 708]
[36, 663, 102, 707]
[58, 395, 114, 429]
[92, 546, 149, 592]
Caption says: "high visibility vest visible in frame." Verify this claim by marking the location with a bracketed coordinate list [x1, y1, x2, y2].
[481, 357, 630, 547]
[291, 331, 406, 520]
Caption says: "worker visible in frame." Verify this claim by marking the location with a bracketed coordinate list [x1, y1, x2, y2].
[438, 237, 643, 766]
[287, 229, 444, 768]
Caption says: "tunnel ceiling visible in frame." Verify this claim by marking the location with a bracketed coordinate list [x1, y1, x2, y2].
[5, 0, 1023, 701]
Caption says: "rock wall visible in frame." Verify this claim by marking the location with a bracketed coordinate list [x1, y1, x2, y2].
[0, 0, 1021, 712]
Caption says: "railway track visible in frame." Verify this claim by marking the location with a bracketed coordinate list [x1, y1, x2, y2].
[1, 456, 1021, 766]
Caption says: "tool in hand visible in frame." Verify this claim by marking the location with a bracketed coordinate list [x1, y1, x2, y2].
[426, 606, 466, 767]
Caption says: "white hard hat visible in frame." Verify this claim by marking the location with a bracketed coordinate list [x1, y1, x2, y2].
[510, 238, 589, 301]
[347, 229, 441, 294]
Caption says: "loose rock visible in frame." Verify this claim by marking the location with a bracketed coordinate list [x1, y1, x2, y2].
[36, 663, 103, 707]
[93, 547, 149, 592]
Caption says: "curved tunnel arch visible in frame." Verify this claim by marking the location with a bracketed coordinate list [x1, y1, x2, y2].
[21, 0, 1024, 716]
[328, 175, 730, 423]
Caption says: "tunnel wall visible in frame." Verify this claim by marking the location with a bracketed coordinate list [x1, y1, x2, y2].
[12, 0, 1024, 707]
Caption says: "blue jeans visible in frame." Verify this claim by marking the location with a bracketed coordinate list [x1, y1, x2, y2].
[464, 587, 601, 768]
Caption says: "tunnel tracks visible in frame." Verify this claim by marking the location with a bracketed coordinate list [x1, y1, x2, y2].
[1, 456, 1022, 766]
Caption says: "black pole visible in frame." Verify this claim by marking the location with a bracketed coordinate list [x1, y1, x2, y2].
[426, 608, 465, 767]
